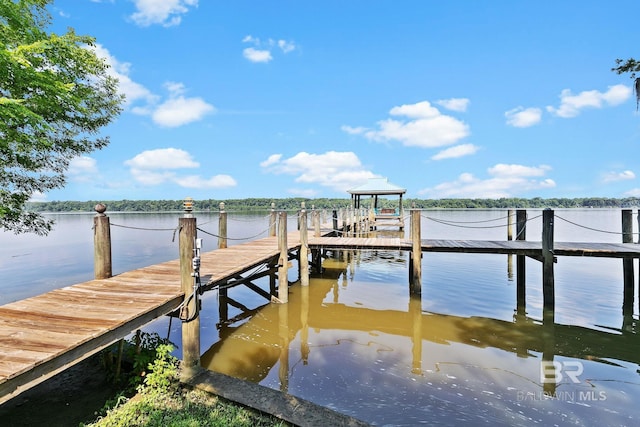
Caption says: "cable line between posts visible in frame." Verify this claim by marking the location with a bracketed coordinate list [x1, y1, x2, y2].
[196, 226, 272, 241]
[555, 215, 639, 236]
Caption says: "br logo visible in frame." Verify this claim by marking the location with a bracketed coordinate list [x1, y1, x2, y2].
[540, 361, 584, 383]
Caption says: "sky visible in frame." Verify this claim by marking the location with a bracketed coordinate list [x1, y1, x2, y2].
[37, 0, 640, 202]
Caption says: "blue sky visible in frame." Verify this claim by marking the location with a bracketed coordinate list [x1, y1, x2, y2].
[40, 0, 640, 202]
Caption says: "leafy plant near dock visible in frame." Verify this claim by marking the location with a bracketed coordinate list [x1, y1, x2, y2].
[86, 343, 290, 427]
[102, 331, 175, 393]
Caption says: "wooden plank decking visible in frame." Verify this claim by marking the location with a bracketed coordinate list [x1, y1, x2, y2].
[0, 260, 184, 405]
[0, 235, 289, 405]
[2, 232, 640, 405]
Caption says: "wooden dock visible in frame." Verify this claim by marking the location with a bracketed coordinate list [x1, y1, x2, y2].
[2, 208, 640, 406]
[308, 236, 640, 257]
[0, 234, 294, 405]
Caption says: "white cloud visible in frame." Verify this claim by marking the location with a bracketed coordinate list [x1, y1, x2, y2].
[125, 148, 236, 189]
[90, 48, 214, 126]
[173, 174, 237, 189]
[261, 151, 379, 192]
[91, 44, 157, 108]
[28, 191, 47, 203]
[260, 154, 282, 168]
[603, 170, 635, 183]
[125, 148, 199, 170]
[431, 144, 479, 160]
[243, 47, 273, 63]
[68, 156, 99, 183]
[546, 84, 632, 118]
[164, 81, 186, 95]
[436, 98, 470, 112]
[344, 100, 470, 148]
[130, 0, 198, 27]
[341, 125, 368, 135]
[624, 188, 640, 197]
[85, 49, 215, 127]
[152, 96, 215, 127]
[418, 163, 555, 198]
[505, 107, 542, 127]
[130, 168, 176, 185]
[278, 40, 296, 53]
[147, 82, 215, 127]
[242, 35, 296, 63]
[488, 163, 550, 177]
[390, 101, 441, 118]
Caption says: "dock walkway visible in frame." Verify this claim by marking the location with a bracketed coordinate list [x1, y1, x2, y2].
[309, 236, 640, 258]
[2, 231, 640, 405]
[0, 234, 291, 405]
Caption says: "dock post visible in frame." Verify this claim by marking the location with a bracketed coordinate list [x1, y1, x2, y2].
[342, 209, 348, 236]
[507, 209, 514, 240]
[542, 208, 555, 322]
[277, 211, 289, 303]
[218, 202, 227, 249]
[300, 203, 309, 286]
[637, 208, 640, 244]
[409, 209, 422, 295]
[179, 198, 200, 379]
[622, 209, 634, 321]
[332, 209, 338, 236]
[516, 209, 527, 316]
[269, 203, 277, 237]
[311, 207, 322, 273]
[313, 208, 321, 237]
[93, 203, 112, 279]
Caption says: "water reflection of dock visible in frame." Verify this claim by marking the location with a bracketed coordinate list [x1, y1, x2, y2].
[207, 252, 640, 399]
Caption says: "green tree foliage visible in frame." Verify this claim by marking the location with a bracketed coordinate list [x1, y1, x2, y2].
[25, 196, 640, 214]
[612, 57, 640, 110]
[0, 0, 123, 234]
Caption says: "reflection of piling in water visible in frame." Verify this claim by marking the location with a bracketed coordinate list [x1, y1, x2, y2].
[205, 258, 640, 396]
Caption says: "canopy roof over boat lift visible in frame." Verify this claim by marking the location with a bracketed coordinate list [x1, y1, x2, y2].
[348, 177, 406, 212]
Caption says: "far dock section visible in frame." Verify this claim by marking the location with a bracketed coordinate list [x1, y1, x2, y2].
[1, 204, 640, 407]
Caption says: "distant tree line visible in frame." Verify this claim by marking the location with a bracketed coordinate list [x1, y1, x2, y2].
[25, 196, 640, 213]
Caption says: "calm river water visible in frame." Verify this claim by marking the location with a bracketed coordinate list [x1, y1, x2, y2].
[1, 209, 639, 426]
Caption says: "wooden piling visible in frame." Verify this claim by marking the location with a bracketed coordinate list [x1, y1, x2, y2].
[269, 203, 277, 237]
[179, 214, 200, 378]
[299, 203, 309, 287]
[277, 211, 289, 303]
[542, 209, 555, 321]
[313, 209, 321, 237]
[218, 202, 227, 249]
[409, 209, 422, 295]
[516, 209, 527, 315]
[507, 209, 514, 240]
[622, 209, 634, 317]
[332, 210, 338, 236]
[93, 203, 112, 280]
[342, 209, 348, 236]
